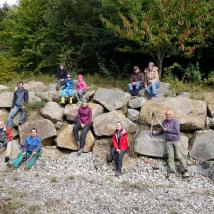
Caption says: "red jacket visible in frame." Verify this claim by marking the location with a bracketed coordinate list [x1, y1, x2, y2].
[112, 129, 128, 151]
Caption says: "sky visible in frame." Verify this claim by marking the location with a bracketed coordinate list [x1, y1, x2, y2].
[0, 0, 18, 6]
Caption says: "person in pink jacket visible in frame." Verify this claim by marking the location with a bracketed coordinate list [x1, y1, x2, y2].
[74, 74, 87, 104]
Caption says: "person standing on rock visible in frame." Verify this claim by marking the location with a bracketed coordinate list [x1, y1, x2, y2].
[56, 63, 68, 90]
[111, 121, 128, 177]
[74, 74, 87, 104]
[12, 128, 42, 169]
[73, 101, 92, 156]
[60, 74, 75, 104]
[144, 62, 159, 99]
[153, 110, 189, 178]
[128, 66, 144, 98]
[0, 120, 13, 163]
[7, 81, 29, 128]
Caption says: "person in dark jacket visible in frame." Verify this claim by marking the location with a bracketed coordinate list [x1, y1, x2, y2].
[0, 120, 13, 163]
[128, 66, 144, 98]
[7, 82, 29, 128]
[12, 128, 42, 169]
[56, 64, 68, 90]
[73, 101, 92, 156]
[111, 121, 129, 177]
[153, 110, 189, 178]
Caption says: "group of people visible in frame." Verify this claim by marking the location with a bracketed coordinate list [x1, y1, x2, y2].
[128, 62, 159, 99]
[0, 63, 189, 178]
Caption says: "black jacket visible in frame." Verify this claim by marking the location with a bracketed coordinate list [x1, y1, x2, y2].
[56, 68, 68, 80]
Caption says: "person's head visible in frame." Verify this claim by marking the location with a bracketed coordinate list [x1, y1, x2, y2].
[165, 110, 174, 121]
[17, 81, 24, 90]
[60, 64, 64, 70]
[133, 66, 140, 73]
[67, 74, 71, 79]
[31, 128, 37, 138]
[0, 120, 4, 129]
[78, 74, 83, 81]
[148, 62, 155, 71]
[116, 121, 122, 130]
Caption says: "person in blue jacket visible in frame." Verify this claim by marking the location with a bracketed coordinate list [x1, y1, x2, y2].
[12, 128, 42, 169]
[60, 74, 75, 104]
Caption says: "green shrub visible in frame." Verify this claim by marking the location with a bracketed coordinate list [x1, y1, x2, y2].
[0, 54, 18, 84]
[26, 101, 45, 112]
[206, 71, 214, 86]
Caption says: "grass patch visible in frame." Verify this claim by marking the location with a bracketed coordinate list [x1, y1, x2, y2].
[26, 100, 45, 112]
[28, 204, 40, 213]
[3, 200, 23, 211]
[50, 176, 58, 183]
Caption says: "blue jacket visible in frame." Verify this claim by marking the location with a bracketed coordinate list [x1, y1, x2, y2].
[63, 79, 74, 90]
[162, 119, 180, 141]
[24, 136, 42, 153]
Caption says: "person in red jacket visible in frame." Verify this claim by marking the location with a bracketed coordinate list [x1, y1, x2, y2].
[111, 121, 128, 177]
[0, 119, 13, 163]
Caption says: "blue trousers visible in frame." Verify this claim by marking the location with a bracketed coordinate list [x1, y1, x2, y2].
[128, 81, 142, 96]
[61, 88, 73, 97]
[145, 81, 159, 98]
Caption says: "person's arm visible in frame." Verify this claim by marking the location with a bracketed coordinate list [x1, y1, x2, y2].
[112, 134, 119, 150]
[154, 67, 159, 82]
[6, 127, 13, 142]
[34, 137, 42, 153]
[84, 108, 92, 125]
[12, 91, 16, 108]
[24, 90, 29, 104]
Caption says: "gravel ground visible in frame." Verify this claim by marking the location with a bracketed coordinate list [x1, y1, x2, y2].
[0, 153, 213, 214]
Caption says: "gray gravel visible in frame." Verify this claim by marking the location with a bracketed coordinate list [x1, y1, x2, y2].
[0, 153, 213, 214]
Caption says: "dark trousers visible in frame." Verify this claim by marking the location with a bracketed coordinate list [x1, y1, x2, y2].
[73, 120, 91, 149]
[111, 147, 127, 173]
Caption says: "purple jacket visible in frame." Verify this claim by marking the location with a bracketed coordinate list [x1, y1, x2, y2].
[77, 106, 92, 125]
[162, 119, 180, 141]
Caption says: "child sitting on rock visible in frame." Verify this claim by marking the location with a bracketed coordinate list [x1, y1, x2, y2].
[60, 74, 75, 104]
[74, 74, 87, 104]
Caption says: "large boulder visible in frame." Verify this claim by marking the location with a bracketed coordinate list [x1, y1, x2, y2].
[127, 109, 139, 122]
[93, 110, 137, 136]
[85, 89, 96, 100]
[18, 119, 57, 146]
[0, 85, 9, 92]
[39, 91, 59, 102]
[64, 103, 104, 122]
[0, 109, 9, 123]
[40, 101, 64, 122]
[56, 125, 95, 152]
[190, 130, 214, 161]
[28, 91, 42, 104]
[140, 96, 207, 131]
[158, 82, 172, 96]
[128, 97, 147, 109]
[24, 81, 47, 95]
[93, 88, 131, 111]
[42, 146, 63, 160]
[134, 130, 188, 158]
[0, 91, 13, 108]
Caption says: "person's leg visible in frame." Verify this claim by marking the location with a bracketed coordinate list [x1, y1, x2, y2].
[174, 141, 188, 171]
[68, 89, 73, 103]
[79, 90, 86, 103]
[60, 89, 66, 104]
[110, 147, 119, 171]
[56, 80, 61, 90]
[5, 141, 12, 162]
[25, 152, 41, 169]
[74, 90, 80, 102]
[151, 81, 159, 97]
[19, 109, 27, 125]
[166, 141, 176, 172]
[73, 120, 81, 148]
[134, 81, 140, 96]
[145, 85, 152, 98]
[7, 106, 20, 128]
[79, 124, 91, 149]
[12, 152, 25, 168]
[128, 83, 134, 96]
[117, 150, 127, 173]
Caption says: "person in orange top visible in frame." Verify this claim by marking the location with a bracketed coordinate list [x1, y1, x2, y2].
[144, 62, 160, 99]
[111, 121, 128, 177]
[0, 119, 13, 163]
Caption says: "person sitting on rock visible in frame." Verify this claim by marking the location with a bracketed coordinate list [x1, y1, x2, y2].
[111, 121, 128, 177]
[12, 128, 42, 169]
[74, 74, 87, 104]
[153, 110, 189, 178]
[144, 62, 159, 99]
[56, 63, 68, 90]
[7, 81, 29, 128]
[73, 100, 92, 156]
[60, 74, 75, 104]
[0, 120, 13, 163]
[128, 66, 144, 98]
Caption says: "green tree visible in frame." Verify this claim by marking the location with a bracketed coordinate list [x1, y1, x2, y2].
[102, 0, 214, 77]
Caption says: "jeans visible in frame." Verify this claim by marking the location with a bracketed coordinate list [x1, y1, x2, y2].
[61, 88, 73, 97]
[7, 105, 26, 128]
[145, 81, 159, 98]
[128, 81, 142, 96]
[73, 119, 91, 149]
[111, 147, 127, 173]
[74, 89, 86, 102]
[166, 140, 188, 172]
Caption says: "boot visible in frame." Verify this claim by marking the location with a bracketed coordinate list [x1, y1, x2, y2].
[69, 97, 73, 104]
[60, 97, 65, 104]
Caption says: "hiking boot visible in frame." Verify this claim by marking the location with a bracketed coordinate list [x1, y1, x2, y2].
[182, 171, 190, 178]
[115, 171, 121, 177]
[77, 148, 83, 156]
[5, 156, 9, 163]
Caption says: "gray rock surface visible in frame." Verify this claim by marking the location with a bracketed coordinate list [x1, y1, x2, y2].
[128, 97, 147, 109]
[0, 91, 13, 108]
[127, 109, 139, 122]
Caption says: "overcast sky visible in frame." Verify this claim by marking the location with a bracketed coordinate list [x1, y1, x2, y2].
[0, 0, 18, 6]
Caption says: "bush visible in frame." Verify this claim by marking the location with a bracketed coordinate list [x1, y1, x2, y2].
[0, 54, 18, 84]
[206, 71, 214, 86]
